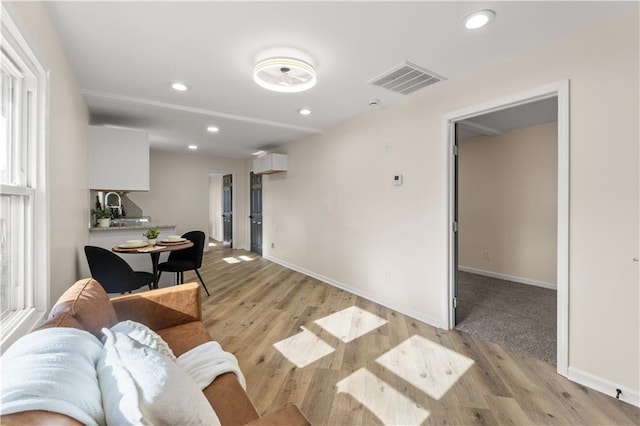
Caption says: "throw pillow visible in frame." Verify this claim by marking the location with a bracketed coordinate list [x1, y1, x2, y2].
[109, 320, 176, 360]
[98, 328, 220, 426]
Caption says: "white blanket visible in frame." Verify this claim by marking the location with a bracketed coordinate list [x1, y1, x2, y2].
[0, 327, 105, 426]
[177, 341, 247, 390]
[98, 328, 220, 426]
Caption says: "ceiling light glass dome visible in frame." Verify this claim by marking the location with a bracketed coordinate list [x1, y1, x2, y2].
[253, 57, 317, 93]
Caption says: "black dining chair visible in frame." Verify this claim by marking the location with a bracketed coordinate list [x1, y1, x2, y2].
[84, 246, 154, 294]
[157, 230, 210, 296]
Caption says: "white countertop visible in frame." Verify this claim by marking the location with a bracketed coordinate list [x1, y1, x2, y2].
[89, 223, 176, 232]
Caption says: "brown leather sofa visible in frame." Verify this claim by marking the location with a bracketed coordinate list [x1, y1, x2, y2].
[1, 278, 310, 425]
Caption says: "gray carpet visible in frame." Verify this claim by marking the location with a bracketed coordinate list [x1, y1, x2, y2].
[455, 271, 557, 365]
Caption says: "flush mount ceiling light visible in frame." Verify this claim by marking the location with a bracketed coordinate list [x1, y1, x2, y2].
[188, 145, 198, 150]
[253, 57, 316, 93]
[463, 10, 495, 29]
[170, 81, 190, 92]
[207, 126, 219, 133]
[298, 108, 312, 116]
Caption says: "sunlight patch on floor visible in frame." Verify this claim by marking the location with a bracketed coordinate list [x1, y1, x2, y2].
[273, 327, 335, 368]
[223, 256, 256, 263]
[336, 368, 430, 425]
[376, 335, 474, 400]
[314, 306, 387, 343]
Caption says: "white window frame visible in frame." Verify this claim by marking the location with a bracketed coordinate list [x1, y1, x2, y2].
[0, 4, 49, 352]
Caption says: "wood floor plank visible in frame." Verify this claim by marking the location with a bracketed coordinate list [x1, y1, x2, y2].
[195, 243, 640, 425]
[300, 368, 341, 425]
[482, 394, 535, 425]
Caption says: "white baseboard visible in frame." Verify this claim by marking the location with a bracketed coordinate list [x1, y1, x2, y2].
[568, 367, 640, 408]
[458, 265, 557, 290]
[264, 255, 446, 329]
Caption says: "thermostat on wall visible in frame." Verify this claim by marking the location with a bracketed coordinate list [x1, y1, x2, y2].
[393, 173, 403, 186]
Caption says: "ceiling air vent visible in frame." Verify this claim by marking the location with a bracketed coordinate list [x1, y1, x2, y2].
[368, 61, 445, 95]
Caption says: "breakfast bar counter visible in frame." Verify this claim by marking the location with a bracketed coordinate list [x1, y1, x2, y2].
[89, 223, 176, 232]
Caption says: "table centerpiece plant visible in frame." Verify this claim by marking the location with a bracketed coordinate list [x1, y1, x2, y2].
[143, 227, 160, 245]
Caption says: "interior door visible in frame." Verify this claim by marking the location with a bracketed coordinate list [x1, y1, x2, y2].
[453, 122, 460, 325]
[222, 174, 233, 247]
[249, 172, 263, 255]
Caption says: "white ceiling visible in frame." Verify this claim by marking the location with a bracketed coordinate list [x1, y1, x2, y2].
[44, 1, 637, 158]
[457, 97, 558, 140]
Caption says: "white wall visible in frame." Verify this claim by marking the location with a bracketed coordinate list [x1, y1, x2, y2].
[208, 175, 223, 241]
[458, 123, 558, 286]
[8, 2, 90, 303]
[129, 151, 249, 249]
[263, 13, 639, 393]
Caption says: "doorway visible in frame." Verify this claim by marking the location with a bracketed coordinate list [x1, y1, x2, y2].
[250, 172, 263, 255]
[222, 174, 233, 247]
[443, 81, 569, 376]
[454, 100, 558, 365]
[208, 174, 223, 242]
[208, 172, 233, 247]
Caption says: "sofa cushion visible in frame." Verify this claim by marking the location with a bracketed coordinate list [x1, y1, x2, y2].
[98, 328, 220, 425]
[37, 313, 85, 331]
[157, 321, 213, 357]
[48, 278, 117, 339]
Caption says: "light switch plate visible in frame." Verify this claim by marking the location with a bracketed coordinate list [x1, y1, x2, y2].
[393, 174, 403, 186]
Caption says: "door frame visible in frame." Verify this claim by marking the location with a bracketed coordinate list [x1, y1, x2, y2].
[442, 80, 570, 376]
[249, 171, 263, 255]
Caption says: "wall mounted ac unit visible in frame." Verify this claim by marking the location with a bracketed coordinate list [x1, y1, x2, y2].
[253, 153, 288, 175]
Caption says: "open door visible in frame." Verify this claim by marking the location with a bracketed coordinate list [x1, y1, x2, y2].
[453, 122, 459, 325]
[222, 174, 233, 247]
[250, 172, 263, 255]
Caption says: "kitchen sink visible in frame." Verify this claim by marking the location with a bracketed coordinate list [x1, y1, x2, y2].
[109, 217, 151, 227]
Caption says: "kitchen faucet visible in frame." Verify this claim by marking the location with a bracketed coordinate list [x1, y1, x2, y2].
[104, 192, 122, 217]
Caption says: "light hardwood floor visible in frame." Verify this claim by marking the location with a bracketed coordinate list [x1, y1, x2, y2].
[183, 243, 639, 425]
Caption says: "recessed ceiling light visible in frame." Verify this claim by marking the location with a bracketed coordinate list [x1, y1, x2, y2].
[253, 57, 317, 93]
[170, 81, 190, 92]
[207, 126, 219, 133]
[188, 145, 198, 150]
[298, 108, 312, 116]
[463, 10, 495, 30]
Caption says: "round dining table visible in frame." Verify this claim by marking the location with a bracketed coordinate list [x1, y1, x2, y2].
[112, 240, 194, 289]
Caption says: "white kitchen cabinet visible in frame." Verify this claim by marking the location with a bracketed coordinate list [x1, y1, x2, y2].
[88, 125, 150, 191]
